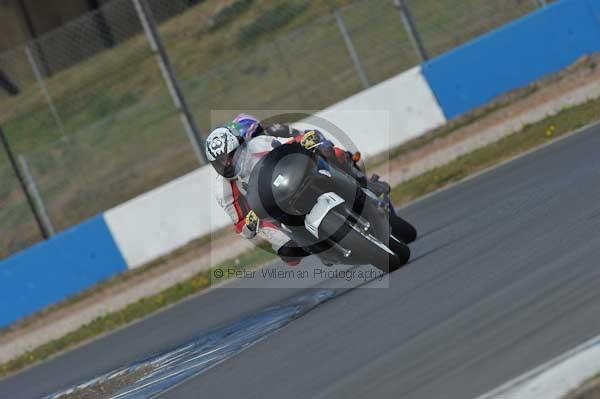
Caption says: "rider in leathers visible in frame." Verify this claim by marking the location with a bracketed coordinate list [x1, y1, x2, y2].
[208, 115, 361, 265]
[208, 115, 415, 266]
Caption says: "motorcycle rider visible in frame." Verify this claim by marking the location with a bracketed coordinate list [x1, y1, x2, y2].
[207, 118, 416, 265]
[207, 120, 365, 265]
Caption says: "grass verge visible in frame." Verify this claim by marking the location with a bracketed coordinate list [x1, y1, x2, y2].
[391, 96, 600, 204]
[1, 94, 599, 379]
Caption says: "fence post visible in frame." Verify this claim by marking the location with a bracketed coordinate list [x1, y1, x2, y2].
[0, 127, 51, 240]
[334, 9, 370, 90]
[15, 0, 51, 76]
[25, 45, 66, 138]
[18, 154, 55, 237]
[394, 0, 429, 62]
[132, 0, 207, 164]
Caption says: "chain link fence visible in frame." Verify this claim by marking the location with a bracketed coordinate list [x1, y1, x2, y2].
[0, 0, 543, 259]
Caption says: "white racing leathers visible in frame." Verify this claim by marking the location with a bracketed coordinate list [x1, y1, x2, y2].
[214, 135, 291, 253]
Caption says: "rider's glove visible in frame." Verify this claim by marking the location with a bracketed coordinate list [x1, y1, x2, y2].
[244, 210, 260, 234]
[301, 130, 322, 151]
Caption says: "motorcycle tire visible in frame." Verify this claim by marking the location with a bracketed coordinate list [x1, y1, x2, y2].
[318, 209, 409, 273]
[389, 235, 411, 264]
[389, 213, 418, 244]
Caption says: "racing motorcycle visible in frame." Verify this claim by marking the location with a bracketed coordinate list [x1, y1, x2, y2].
[246, 141, 416, 273]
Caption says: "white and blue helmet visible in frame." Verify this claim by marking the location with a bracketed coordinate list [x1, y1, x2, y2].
[205, 127, 242, 178]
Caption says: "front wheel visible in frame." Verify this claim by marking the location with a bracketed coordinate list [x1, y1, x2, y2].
[389, 235, 411, 264]
[318, 209, 409, 273]
[390, 213, 417, 244]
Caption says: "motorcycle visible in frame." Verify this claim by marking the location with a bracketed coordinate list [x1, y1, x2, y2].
[246, 141, 415, 273]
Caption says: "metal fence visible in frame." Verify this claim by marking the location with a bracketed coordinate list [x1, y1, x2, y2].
[0, 0, 543, 258]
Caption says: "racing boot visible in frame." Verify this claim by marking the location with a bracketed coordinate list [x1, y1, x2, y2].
[367, 174, 391, 198]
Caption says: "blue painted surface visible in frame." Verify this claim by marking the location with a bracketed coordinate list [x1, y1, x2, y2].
[0, 215, 127, 328]
[422, 0, 600, 120]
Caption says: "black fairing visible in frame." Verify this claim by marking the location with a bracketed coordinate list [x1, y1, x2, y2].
[246, 143, 360, 227]
[245, 142, 402, 268]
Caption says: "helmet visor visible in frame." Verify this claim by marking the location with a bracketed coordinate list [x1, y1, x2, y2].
[211, 151, 236, 178]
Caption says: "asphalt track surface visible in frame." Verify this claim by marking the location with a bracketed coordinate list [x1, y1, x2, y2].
[2, 125, 600, 398]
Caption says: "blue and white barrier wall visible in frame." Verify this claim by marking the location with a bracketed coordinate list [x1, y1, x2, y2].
[423, 0, 600, 120]
[294, 66, 447, 155]
[104, 65, 446, 269]
[104, 167, 231, 268]
[2, 0, 598, 327]
[0, 216, 126, 327]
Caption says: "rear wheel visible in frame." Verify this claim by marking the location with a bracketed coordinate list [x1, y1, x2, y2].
[318, 209, 409, 273]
